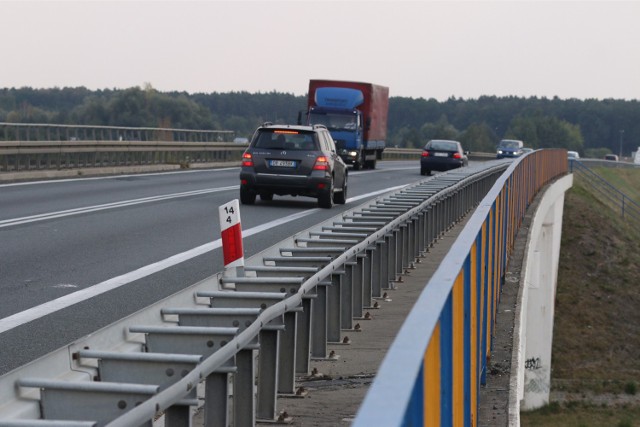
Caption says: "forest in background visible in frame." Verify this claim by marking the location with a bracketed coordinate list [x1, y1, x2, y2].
[1, 85, 638, 158]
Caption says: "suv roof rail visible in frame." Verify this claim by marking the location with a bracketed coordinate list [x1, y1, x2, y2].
[262, 121, 274, 127]
[312, 124, 327, 130]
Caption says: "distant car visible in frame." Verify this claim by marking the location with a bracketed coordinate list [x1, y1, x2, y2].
[420, 139, 468, 176]
[521, 147, 534, 154]
[567, 151, 580, 159]
[496, 139, 524, 159]
[239, 123, 348, 208]
[604, 154, 619, 161]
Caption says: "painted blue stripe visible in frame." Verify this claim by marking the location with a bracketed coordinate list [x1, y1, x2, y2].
[464, 254, 472, 426]
[402, 364, 424, 426]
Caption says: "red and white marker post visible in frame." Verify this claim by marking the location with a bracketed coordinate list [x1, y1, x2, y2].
[219, 199, 244, 277]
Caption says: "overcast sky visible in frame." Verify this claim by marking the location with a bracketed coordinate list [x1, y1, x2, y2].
[2, 0, 639, 101]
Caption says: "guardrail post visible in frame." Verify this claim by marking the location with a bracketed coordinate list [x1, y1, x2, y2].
[278, 310, 299, 394]
[310, 283, 329, 359]
[418, 210, 427, 255]
[381, 233, 392, 289]
[296, 298, 313, 374]
[387, 231, 398, 286]
[370, 240, 384, 299]
[204, 371, 231, 427]
[415, 212, 423, 255]
[234, 349, 256, 427]
[397, 224, 407, 277]
[327, 274, 342, 343]
[341, 259, 356, 329]
[164, 405, 190, 427]
[362, 247, 374, 308]
[353, 254, 365, 318]
[406, 219, 414, 267]
[256, 328, 280, 421]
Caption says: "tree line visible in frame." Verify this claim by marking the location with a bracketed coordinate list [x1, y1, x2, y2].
[0, 85, 638, 157]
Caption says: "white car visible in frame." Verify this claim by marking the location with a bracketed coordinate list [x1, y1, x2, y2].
[567, 151, 580, 160]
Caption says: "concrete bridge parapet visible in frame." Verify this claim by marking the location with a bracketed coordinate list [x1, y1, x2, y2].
[509, 174, 574, 424]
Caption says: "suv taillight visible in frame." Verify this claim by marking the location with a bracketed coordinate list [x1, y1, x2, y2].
[452, 152, 462, 159]
[313, 156, 329, 171]
[242, 152, 254, 167]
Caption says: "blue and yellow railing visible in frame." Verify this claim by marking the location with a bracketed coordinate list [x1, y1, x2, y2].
[353, 149, 568, 426]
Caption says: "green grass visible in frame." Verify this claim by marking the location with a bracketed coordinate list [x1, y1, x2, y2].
[522, 402, 640, 427]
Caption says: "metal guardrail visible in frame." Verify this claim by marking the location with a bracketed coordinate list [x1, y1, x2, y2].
[0, 144, 494, 174]
[0, 140, 247, 172]
[0, 161, 509, 426]
[0, 122, 234, 142]
[353, 149, 568, 426]
[569, 159, 640, 223]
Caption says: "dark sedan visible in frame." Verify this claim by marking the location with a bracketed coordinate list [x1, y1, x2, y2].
[420, 139, 468, 176]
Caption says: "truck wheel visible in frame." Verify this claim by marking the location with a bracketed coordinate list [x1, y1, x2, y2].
[318, 179, 334, 209]
[365, 159, 376, 169]
[240, 187, 256, 205]
[352, 159, 361, 171]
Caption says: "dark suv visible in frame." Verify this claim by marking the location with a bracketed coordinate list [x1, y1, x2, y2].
[239, 123, 348, 208]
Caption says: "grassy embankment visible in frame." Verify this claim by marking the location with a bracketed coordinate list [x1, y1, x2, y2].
[521, 167, 640, 427]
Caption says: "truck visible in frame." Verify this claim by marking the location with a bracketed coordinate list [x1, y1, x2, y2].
[300, 79, 389, 170]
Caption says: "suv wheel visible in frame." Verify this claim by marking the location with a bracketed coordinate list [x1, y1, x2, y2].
[240, 186, 256, 205]
[318, 179, 334, 209]
[333, 176, 347, 204]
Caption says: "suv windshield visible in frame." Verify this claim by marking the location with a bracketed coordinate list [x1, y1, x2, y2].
[254, 130, 317, 150]
[499, 140, 521, 149]
[308, 112, 358, 131]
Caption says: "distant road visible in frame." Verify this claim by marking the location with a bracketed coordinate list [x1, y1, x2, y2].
[0, 160, 428, 375]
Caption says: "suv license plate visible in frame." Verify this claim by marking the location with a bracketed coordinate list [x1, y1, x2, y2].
[269, 160, 296, 168]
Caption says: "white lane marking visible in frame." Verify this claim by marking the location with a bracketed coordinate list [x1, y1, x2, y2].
[0, 186, 238, 228]
[0, 184, 411, 333]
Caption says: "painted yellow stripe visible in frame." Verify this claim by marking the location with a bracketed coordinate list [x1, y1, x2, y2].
[424, 324, 441, 426]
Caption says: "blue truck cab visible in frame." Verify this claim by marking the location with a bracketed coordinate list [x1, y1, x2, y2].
[304, 80, 389, 170]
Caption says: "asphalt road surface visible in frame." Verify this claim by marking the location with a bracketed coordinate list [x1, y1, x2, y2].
[0, 160, 429, 375]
